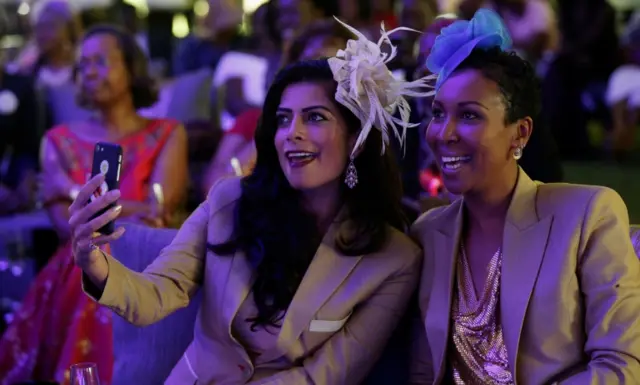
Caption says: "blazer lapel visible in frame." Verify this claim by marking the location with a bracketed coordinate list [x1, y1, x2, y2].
[262, 215, 363, 361]
[425, 200, 463, 382]
[219, 251, 254, 331]
[207, 205, 254, 332]
[500, 169, 553, 377]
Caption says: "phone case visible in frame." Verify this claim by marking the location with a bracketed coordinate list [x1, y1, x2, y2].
[90, 142, 123, 235]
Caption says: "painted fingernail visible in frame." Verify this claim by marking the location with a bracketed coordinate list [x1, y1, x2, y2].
[114, 205, 122, 213]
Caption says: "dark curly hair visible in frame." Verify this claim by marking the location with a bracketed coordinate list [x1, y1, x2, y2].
[76, 24, 157, 110]
[456, 47, 541, 124]
[209, 59, 407, 330]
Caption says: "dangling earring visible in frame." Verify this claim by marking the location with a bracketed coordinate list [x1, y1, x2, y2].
[513, 146, 523, 160]
[345, 156, 358, 189]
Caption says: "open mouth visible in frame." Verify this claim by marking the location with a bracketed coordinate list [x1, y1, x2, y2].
[440, 155, 472, 172]
[285, 151, 318, 168]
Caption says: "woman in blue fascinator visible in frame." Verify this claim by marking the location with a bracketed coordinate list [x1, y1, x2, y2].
[410, 9, 640, 385]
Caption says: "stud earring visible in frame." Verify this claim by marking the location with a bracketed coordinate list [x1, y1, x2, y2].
[513, 146, 523, 160]
[345, 156, 358, 189]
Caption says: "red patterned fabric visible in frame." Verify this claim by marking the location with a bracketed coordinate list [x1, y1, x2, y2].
[227, 108, 261, 142]
[0, 119, 178, 385]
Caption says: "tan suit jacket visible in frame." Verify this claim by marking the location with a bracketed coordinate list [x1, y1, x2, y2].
[410, 169, 640, 384]
[86, 177, 421, 385]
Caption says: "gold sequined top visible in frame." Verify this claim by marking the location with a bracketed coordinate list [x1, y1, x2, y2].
[449, 245, 514, 385]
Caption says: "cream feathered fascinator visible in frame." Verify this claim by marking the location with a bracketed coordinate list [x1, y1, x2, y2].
[327, 17, 435, 179]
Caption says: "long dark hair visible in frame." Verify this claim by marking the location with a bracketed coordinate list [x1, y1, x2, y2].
[209, 59, 407, 330]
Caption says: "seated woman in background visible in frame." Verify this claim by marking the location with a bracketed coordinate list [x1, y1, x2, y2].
[411, 10, 640, 384]
[202, 19, 354, 194]
[16, 0, 80, 88]
[0, 25, 188, 385]
[70, 19, 433, 384]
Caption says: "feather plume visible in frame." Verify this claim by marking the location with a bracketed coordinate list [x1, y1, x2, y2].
[328, 17, 436, 157]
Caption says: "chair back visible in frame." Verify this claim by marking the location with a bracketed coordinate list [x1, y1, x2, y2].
[109, 222, 200, 385]
[631, 225, 640, 257]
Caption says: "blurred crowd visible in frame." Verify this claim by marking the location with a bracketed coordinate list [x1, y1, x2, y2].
[0, 0, 639, 223]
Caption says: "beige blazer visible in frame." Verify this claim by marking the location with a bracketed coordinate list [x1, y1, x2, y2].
[410, 169, 640, 384]
[86, 177, 421, 385]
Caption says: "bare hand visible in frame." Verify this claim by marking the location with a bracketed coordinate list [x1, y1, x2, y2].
[68, 174, 125, 269]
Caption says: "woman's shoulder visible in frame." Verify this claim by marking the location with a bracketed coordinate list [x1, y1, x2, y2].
[536, 182, 626, 216]
[410, 200, 460, 239]
[373, 225, 423, 269]
[44, 124, 75, 142]
[205, 176, 243, 215]
[125, 118, 183, 148]
[147, 118, 183, 134]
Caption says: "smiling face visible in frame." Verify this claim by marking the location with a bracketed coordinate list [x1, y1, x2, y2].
[274, 82, 352, 191]
[426, 69, 530, 195]
[77, 33, 131, 108]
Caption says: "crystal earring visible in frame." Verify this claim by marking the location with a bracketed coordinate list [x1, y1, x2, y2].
[513, 146, 523, 160]
[345, 156, 358, 189]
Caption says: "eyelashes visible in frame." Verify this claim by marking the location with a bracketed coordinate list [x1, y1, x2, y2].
[275, 112, 328, 127]
[430, 109, 482, 121]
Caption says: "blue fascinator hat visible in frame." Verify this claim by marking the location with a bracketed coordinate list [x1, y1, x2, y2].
[426, 9, 512, 91]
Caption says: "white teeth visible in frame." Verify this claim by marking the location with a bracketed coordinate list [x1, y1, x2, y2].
[287, 152, 315, 159]
[441, 155, 471, 171]
[441, 156, 470, 163]
[443, 162, 462, 170]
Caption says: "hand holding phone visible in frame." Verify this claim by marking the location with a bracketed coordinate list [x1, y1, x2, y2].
[68, 173, 123, 272]
[89, 142, 123, 235]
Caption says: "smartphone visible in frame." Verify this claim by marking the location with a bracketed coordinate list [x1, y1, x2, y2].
[90, 142, 123, 235]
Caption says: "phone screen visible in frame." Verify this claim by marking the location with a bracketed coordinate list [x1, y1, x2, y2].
[90, 142, 123, 235]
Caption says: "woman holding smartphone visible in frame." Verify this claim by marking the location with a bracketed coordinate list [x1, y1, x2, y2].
[0, 25, 188, 385]
[68, 19, 431, 384]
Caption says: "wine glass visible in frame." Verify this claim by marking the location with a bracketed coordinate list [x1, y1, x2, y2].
[69, 362, 100, 385]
